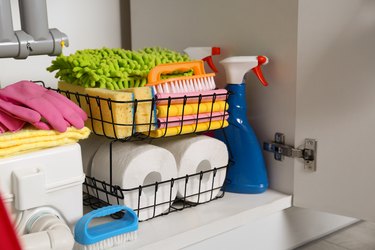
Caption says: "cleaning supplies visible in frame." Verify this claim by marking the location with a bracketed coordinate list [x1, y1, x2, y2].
[151, 100, 229, 138]
[119, 87, 157, 133]
[148, 120, 228, 138]
[58, 81, 134, 138]
[156, 100, 228, 118]
[214, 56, 269, 194]
[146, 61, 229, 137]
[157, 112, 228, 129]
[0, 107, 25, 133]
[0, 125, 90, 158]
[0, 81, 87, 132]
[47, 47, 191, 89]
[155, 88, 228, 105]
[146, 60, 216, 94]
[58, 81, 158, 138]
[0, 97, 41, 130]
[74, 205, 138, 250]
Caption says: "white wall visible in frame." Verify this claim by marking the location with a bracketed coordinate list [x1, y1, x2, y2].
[130, 0, 299, 194]
[0, 0, 122, 88]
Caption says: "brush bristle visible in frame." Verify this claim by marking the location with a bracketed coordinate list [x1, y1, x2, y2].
[73, 231, 137, 250]
[155, 76, 216, 94]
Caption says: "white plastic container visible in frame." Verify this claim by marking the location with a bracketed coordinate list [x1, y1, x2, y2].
[0, 143, 85, 232]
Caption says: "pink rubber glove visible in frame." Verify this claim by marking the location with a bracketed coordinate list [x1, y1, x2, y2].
[0, 81, 87, 132]
[0, 123, 7, 133]
[0, 97, 51, 131]
[0, 108, 25, 133]
[0, 98, 41, 124]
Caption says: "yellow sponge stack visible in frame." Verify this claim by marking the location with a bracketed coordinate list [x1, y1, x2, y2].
[120, 87, 157, 132]
[58, 82, 157, 138]
[85, 88, 134, 138]
[58, 82, 136, 138]
[147, 120, 228, 138]
[156, 101, 228, 118]
[147, 99, 229, 138]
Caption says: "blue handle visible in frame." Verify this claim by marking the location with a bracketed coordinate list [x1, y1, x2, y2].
[74, 205, 138, 245]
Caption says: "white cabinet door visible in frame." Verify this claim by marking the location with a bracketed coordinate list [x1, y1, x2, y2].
[293, 0, 375, 221]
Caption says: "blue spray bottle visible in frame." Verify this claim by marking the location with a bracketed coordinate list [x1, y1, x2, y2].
[215, 56, 269, 194]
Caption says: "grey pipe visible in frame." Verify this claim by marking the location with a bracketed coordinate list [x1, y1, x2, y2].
[0, 0, 30, 58]
[19, 0, 50, 41]
[0, 0, 69, 59]
[18, 0, 69, 56]
[0, 0, 16, 42]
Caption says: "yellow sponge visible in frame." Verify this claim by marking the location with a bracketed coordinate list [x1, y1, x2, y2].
[145, 120, 228, 138]
[119, 87, 157, 132]
[58, 82, 134, 139]
[156, 101, 228, 118]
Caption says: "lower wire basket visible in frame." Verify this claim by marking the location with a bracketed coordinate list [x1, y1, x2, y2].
[82, 165, 227, 221]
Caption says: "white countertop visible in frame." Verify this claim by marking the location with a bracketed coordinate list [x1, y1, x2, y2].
[105, 189, 292, 250]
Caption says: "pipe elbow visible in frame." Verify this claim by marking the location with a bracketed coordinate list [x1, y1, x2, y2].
[20, 213, 74, 250]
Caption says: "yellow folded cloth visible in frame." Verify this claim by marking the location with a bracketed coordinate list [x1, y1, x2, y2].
[145, 120, 228, 138]
[156, 101, 228, 118]
[0, 126, 91, 158]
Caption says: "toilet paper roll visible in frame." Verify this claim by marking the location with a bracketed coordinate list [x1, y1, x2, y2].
[151, 135, 228, 203]
[91, 141, 178, 220]
[78, 134, 110, 176]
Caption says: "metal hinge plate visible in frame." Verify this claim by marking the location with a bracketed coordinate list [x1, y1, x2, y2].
[263, 133, 317, 172]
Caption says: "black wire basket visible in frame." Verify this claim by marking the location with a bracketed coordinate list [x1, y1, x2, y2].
[82, 166, 227, 221]
[48, 83, 230, 221]
[52, 86, 229, 140]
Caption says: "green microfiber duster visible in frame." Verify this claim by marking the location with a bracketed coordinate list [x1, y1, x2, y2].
[47, 47, 193, 90]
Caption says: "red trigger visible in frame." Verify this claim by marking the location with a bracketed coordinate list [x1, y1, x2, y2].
[252, 56, 269, 86]
[203, 56, 218, 73]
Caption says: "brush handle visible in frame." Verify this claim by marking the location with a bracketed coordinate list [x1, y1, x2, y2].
[74, 205, 138, 245]
[147, 60, 206, 84]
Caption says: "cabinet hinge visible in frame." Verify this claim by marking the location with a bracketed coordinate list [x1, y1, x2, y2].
[263, 133, 317, 172]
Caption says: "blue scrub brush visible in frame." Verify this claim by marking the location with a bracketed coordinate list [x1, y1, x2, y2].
[74, 205, 138, 250]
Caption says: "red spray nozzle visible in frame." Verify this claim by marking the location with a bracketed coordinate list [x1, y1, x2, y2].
[211, 47, 221, 55]
[203, 56, 218, 73]
[252, 55, 269, 86]
[203, 47, 221, 72]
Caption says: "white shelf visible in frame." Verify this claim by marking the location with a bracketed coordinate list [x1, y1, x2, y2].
[109, 189, 291, 250]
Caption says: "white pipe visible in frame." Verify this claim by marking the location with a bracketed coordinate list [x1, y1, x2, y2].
[20, 214, 74, 250]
